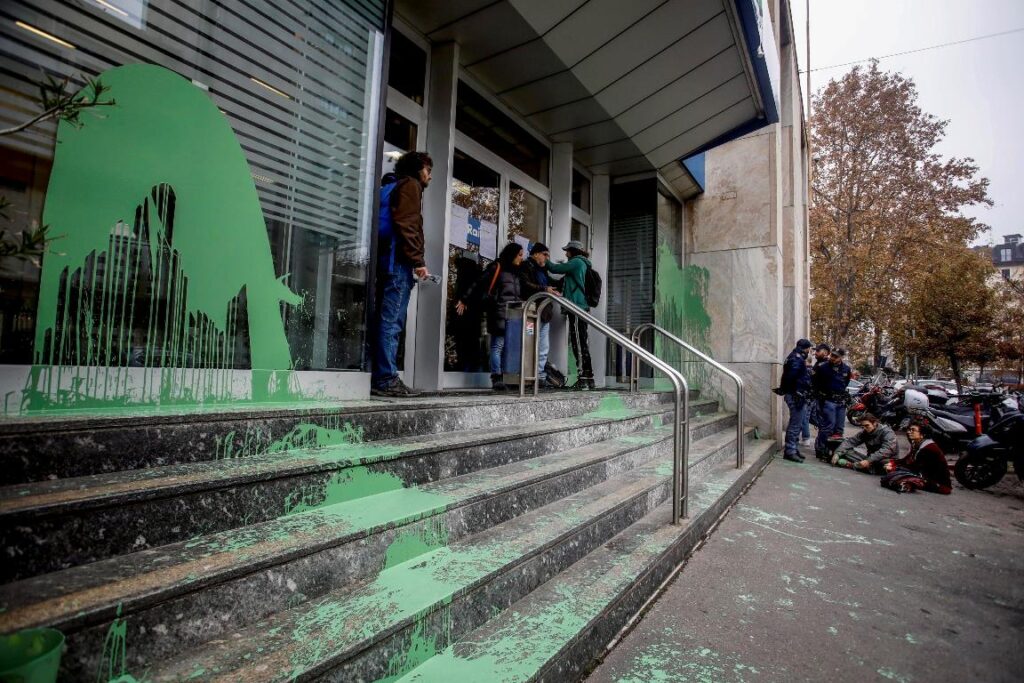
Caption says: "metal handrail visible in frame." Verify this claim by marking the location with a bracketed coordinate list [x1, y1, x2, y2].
[631, 323, 745, 467]
[517, 292, 691, 523]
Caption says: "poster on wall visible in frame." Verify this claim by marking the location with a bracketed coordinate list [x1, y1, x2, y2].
[479, 219, 498, 260]
[449, 204, 469, 249]
[513, 234, 530, 254]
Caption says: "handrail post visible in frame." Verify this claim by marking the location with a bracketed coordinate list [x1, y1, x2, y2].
[633, 323, 746, 469]
[517, 292, 689, 523]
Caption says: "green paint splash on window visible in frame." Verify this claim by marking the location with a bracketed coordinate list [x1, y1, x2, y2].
[25, 64, 303, 412]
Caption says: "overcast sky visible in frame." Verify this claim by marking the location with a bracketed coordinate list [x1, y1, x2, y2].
[789, 0, 1024, 245]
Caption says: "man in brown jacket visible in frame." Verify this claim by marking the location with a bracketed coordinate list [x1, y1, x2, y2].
[372, 151, 431, 397]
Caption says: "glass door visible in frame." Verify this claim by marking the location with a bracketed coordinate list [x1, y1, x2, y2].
[446, 150, 500, 373]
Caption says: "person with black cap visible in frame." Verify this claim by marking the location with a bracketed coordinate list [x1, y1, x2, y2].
[813, 346, 853, 459]
[519, 242, 561, 388]
[779, 338, 814, 462]
[804, 342, 831, 437]
[547, 240, 594, 390]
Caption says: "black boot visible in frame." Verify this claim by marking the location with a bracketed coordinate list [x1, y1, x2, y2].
[569, 377, 595, 391]
[491, 374, 506, 391]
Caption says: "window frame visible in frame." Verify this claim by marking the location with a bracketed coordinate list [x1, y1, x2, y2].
[453, 131, 550, 249]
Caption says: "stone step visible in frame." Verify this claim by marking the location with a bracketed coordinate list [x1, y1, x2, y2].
[0, 420, 751, 681]
[0, 399, 721, 581]
[0, 390, 689, 485]
[396, 441, 775, 683]
[140, 453, 704, 682]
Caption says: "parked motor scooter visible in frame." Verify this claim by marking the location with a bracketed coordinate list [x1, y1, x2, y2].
[954, 412, 1024, 489]
[847, 383, 895, 426]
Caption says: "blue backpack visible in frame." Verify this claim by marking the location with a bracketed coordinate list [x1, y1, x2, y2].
[378, 179, 399, 274]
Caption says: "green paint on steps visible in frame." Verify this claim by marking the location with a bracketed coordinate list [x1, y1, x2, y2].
[384, 515, 450, 570]
[284, 466, 407, 515]
[580, 394, 634, 420]
[217, 416, 367, 460]
[24, 63, 302, 413]
[375, 608, 453, 683]
[652, 243, 714, 397]
[95, 604, 145, 682]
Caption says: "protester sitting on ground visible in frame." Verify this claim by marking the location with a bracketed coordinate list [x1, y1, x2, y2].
[880, 422, 953, 494]
[831, 413, 899, 473]
[455, 242, 524, 391]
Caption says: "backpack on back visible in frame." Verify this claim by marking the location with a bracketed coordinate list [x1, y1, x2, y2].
[378, 179, 400, 273]
[583, 264, 602, 308]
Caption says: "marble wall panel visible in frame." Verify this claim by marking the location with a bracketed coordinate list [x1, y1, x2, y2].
[783, 286, 795, 350]
[725, 360, 781, 437]
[730, 246, 783, 364]
[687, 250, 733, 362]
[688, 134, 773, 252]
[782, 205, 795, 284]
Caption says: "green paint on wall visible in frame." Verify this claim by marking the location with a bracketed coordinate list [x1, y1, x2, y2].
[25, 64, 302, 413]
[653, 243, 714, 395]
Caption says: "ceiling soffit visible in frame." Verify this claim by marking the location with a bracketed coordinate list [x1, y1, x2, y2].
[395, 0, 764, 190]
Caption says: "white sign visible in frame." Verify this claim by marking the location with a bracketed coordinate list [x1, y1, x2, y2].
[513, 234, 530, 254]
[479, 219, 498, 260]
[449, 204, 469, 249]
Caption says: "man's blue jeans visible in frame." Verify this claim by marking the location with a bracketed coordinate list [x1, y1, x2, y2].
[783, 394, 807, 456]
[372, 262, 414, 388]
[537, 321, 550, 380]
[815, 399, 840, 455]
[489, 333, 506, 376]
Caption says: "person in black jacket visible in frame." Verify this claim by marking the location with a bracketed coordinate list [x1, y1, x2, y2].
[455, 242, 524, 390]
[813, 347, 853, 459]
[780, 338, 814, 462]
[519, 243, 561, 388]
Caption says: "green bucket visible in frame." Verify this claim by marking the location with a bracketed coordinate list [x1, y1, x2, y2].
[0, 628, 64, 683]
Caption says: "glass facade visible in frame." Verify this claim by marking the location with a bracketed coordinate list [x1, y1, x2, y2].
[0, 0, 386, 380]
[455, 82, 549, 185]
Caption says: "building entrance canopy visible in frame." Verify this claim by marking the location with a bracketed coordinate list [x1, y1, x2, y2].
[397, 0, 779, 199]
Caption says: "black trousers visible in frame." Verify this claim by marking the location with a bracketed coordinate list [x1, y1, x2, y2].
[567, 313, 594, 379]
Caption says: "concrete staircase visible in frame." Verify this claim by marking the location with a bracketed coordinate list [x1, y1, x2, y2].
[0, 389, 775, 681]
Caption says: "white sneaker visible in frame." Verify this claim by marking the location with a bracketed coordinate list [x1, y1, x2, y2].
[800, 438, 812, 446]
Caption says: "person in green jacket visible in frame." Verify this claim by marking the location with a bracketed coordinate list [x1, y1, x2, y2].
[547, 240, 594, 390]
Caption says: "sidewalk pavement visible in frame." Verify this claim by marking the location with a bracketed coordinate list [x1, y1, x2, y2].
[587, 453, 1024, 683]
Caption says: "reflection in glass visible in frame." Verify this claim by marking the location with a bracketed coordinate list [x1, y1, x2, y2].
[571, 218, 589, 251]
[387, 30, 426, 104]
[0, 0, 385, 379]
[572, 169, 591, 212]
[446, 150, 499, 372]
[508, 183, 546, 251]
[455, 82, 549, 184]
